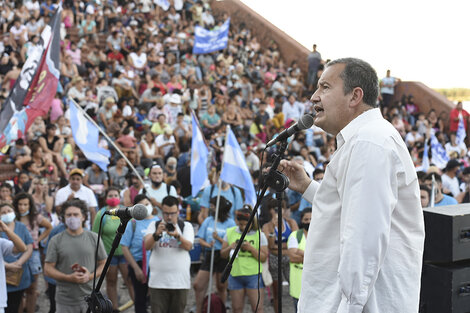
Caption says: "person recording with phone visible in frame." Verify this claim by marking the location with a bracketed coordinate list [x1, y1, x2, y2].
[144, 196, 194, 313]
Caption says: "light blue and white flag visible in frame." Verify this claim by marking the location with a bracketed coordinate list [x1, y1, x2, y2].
[220, 126, 256, 206]
[155, 0, 170, 11]
[421, 137, 430, 173]
[193, 18, 230, 54]
[69, 101, 110, 171]
[191, 111, 209, 197]
[430, 134, 449, 169]
[457, 117, 466, 146]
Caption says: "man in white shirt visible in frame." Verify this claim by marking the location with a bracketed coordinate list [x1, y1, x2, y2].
[144, 196, 194, 313]
[280, 58, 425, 313]
[55, 168, 98, 228]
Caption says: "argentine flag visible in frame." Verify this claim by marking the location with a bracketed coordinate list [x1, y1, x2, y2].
[220, 126, 256, 206]
[69, 101, 110, 171]
[457, 117, 466, 146]
[191, 111, 209, 197]
[155, 0, 170, 11]
[430, 133, 449, 169]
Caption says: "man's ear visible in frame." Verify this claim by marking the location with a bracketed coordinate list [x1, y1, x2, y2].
[349, 87, 364, 108]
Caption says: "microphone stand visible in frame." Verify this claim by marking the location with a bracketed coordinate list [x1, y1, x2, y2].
[221, 139, 290, 313]
[86, 218, 130, 313]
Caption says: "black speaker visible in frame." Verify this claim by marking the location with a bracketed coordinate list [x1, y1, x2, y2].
[421, 261, 470, 313]
[423, 205, 470, 263]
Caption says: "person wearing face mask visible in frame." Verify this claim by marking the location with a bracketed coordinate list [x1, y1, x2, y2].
[44, 199, 107, 313]
[287, 208, 312, 313]
[121, 194, 160, 313]
[13, 192, 52, 313]
[145, 164, 177, 218]
[92, 187, 134, 312]
[0, 202, 32, 313]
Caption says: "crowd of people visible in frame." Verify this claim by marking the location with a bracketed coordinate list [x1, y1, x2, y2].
[0, 0, 468, 313]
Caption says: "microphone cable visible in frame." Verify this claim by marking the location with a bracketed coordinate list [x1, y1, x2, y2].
[92, 212, 106, 291]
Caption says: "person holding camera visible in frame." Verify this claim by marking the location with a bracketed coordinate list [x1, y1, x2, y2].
[144, 196, 194, 313]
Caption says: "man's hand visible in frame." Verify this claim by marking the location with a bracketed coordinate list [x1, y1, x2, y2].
[0, 220, 9, 233]
[279, 159, 312, 194]
[156, 222, 166, 236]
[69, 270, 89, 284]
[134, 267, 146, 283]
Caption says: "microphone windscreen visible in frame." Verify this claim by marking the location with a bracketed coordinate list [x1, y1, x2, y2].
[298, 114, 314, 130]
[131, 204, 148, 220]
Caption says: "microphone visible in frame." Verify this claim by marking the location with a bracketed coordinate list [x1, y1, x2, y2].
[105, 204, 148, 220]
[266, 114, 314, 148]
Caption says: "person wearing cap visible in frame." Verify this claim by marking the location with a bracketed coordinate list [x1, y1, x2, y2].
[441, 158, 462, 197]
[55, 168, 98, 228]
[279, 58, 425, 312]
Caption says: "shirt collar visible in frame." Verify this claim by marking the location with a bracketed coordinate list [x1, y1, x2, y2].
[336, 108, 383, 149]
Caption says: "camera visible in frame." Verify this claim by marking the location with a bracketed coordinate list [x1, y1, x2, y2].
[166, 223, 175, 232]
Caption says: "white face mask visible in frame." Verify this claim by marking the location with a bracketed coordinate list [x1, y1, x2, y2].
[146, 204, 153, 216]
[1, 212, 16, 224]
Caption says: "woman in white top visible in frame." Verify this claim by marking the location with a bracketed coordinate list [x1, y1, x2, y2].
[445, 132, 467, 158]
[140, 131, 164, 169]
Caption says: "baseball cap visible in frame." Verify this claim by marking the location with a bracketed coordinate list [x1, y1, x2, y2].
[69, 168, 84, 177]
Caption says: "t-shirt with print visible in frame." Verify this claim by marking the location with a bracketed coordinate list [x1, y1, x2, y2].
[145, 220, 194, 289]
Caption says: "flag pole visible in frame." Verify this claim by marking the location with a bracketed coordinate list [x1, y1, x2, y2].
[68, 98, 146, 188]
[206, 124, 230, 313]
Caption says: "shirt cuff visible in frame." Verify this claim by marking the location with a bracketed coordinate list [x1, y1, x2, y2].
[302, 180, 319, 204]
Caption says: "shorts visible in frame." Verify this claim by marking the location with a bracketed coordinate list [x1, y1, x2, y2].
[110, 255, 127, 266]
[200, 250, 228, 273]
[29, 249, 43, 275]
[228, 274, 264, 290]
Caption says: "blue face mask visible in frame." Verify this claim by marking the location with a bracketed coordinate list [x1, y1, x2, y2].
[20, 210, 29, 217]
[1, 212, 16, 224]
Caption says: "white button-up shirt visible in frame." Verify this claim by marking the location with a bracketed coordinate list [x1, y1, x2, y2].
[299, 108, 425, 313]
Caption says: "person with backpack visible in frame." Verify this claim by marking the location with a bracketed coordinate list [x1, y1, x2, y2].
[221, 205, 268, 313]
[92, 187, 134, 312]
[198, 177, 244, 224]
[193, 196, 236, 313]
[144, 196, 194, 313]
[121, 194, 160, 313]
[287, 208, 312, 312]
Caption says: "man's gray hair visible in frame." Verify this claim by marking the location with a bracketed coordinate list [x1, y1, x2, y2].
[327, 58, 379, 107]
